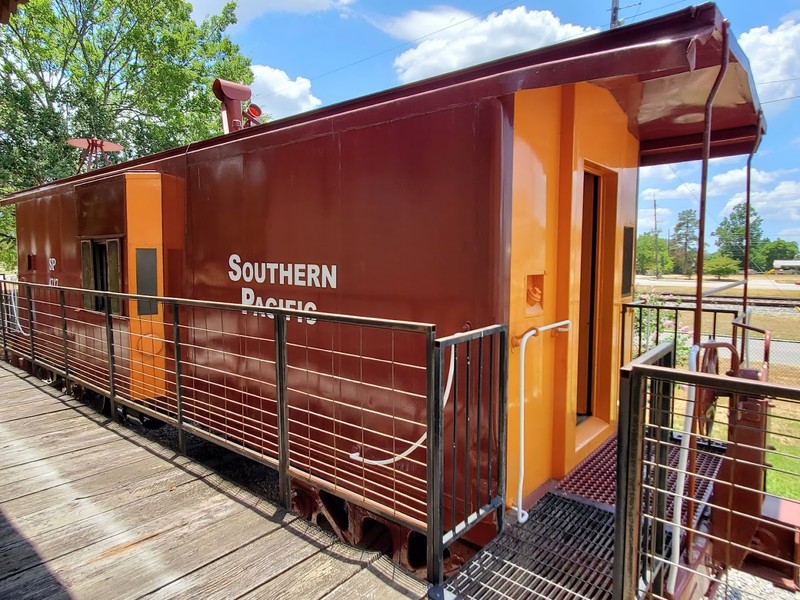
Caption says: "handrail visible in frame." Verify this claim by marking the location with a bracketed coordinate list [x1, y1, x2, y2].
[702, 279, 745, 296]
[511, 319, 571, 524]
[667, 344, 700, 595]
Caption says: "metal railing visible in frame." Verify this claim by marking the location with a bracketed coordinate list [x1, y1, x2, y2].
[0, 280, 508, 584]
[622, 300, 740, 366]
[428, 325, 508, 588]
[614, 346, 800, 599]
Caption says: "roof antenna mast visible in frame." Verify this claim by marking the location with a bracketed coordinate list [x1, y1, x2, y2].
[610, 0, 621, 28]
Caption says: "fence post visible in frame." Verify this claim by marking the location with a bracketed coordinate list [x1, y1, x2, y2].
[275, 314, 291, 509]
[59, 289, 70, 387]
[25, 285, 36, 367]
[104, 295, 119, 422]
[427, 331, 444, 589]
[0, 279, 8, 362]
[172, 301, 187, 454]
[496, 328, 508, 533]
[613, 366, 645, 600]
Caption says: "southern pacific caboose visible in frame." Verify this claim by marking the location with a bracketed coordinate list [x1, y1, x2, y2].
[2, 3, 767, 595]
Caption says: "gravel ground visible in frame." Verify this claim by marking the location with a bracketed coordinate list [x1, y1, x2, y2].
[717, 569, 799, 599]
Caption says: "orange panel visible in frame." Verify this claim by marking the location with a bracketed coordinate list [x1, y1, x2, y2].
[509, 83, 639, 508]
[124, 173, 166, 402]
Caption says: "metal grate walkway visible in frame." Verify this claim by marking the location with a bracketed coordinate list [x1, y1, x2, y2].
[442, 493, 615, 599]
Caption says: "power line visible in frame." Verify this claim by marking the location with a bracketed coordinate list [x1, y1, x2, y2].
[762, 94, 800, 105]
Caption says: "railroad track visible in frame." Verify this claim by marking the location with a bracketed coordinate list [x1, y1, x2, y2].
[663, 293, 800, 309]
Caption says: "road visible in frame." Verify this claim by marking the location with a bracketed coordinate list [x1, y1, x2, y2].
[636, 276, 800, 292]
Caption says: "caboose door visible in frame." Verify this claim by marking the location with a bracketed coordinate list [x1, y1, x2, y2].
[124, 173, 167, 403]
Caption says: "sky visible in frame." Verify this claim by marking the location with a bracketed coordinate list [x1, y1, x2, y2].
[191, 0, 800, 254]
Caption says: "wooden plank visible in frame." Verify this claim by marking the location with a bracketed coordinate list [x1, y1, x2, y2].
[239, 542, 384, 600]
[68, 501, 290, 600]
[0, 438, 150, 501]
[0, 454, 212, 542]
[141, 518, 336, 600]
[2, 485, 284, 599]
[0, 477, 238, 592]
[0, 424, 125, 467]
[321, 558, 428, 600]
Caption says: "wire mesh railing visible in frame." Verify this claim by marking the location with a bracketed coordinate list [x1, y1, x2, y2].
[0, 279, 508, 585]
[615, 348, 800, 599]
[622, 301, 739, 366]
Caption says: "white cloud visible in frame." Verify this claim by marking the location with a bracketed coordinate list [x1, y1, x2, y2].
[250, 65, 322, 119]
[721, 180, 800, 224]
[191, 0, 354, 27]
[382, 6, 595, 83]
[777, 226, 800, 241]
[739, 20, 800, 112]
[640, 184, 700, 204]
[708, 166, 797, 196]
[637, 207, 673, 232]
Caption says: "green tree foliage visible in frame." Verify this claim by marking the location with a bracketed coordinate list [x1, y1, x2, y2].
[758, 239, 799, 271]
[636, 232, 673, 276]
[712, 202, 765, 270]
[0, 0, 252, 267]
[669, 209, 698, 276]
[704, 254, 739, 279]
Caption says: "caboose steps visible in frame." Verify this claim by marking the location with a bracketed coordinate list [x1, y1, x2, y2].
[0, 361, 428, 599]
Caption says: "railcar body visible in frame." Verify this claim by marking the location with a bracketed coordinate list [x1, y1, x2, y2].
[2, 2, 765, 580]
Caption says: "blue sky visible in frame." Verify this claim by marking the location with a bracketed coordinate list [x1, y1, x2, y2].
[191, 1, 800, 252]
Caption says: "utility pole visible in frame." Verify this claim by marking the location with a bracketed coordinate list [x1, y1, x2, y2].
[611, 0, 621, 28]
[653, 193, 659, 279]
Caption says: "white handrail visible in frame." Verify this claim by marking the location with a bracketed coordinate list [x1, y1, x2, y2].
[667, 344, 701, 595]
[511, 319, 571, 524]
[349, 345, 455, 466]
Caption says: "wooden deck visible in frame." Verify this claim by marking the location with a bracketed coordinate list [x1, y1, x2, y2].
[0, 361, 428, 600]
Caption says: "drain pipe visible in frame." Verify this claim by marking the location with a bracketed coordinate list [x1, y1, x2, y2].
[511, 319, 571, 524]
[693, 21, 729, 346]
[667, 344, 702, 595]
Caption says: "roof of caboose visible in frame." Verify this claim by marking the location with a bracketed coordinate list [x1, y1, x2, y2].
[2, 1, 764, 204]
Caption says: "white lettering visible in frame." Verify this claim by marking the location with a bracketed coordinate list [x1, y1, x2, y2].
[241, 287, 255, 314]
[228, 254, 242, 282]
[267, 263, 278, 284]
[279, 263, 292, 285]
[322, 265, 337, 289]
[304, 301, 317, 325]
[242, 262, 254, 282]
[307, 264, 321, 288]
[294, 264, 306, 287]
[253, 262, 267, 284]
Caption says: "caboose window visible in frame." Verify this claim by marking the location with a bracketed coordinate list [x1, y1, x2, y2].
[81, 239, 121, 313]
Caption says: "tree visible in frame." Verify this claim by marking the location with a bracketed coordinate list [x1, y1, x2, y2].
[712, 203, 765, 271]
[757, 239, 799, 271]
[0, 0, 253, 265]
[670, 209, 698, 276]
[704, 254, 739, 279]
[636, 232, 674, 276]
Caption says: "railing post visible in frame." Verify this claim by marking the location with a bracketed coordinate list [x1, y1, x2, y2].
[104, 294, 119, 422]
[0, 279, 8, 363]
[59, 289, 70, 387]
[172, 301, 187, 454]
[614, 366, 645, 600]
[496, 328, 508, 533]
[25, 285, 36, 367]
[427, 331, 444, 589]
[275, 314, 291, 509]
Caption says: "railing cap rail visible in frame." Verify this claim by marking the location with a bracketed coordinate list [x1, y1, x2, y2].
[2, 279, 435, 333]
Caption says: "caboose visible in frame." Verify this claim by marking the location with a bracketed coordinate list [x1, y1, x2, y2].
[1, 3, 769, 594]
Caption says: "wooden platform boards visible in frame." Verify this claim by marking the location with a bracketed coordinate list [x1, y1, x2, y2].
[0, 361, 428, 600]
